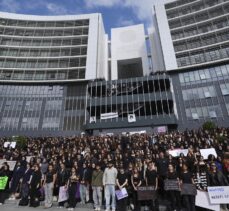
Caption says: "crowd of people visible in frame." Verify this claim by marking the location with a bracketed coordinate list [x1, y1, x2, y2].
[0, 127, 229, 211]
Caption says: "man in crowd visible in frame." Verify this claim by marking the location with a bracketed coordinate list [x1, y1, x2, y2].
[103, 161, 118, 211]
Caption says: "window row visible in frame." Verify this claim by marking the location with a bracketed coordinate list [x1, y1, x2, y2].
[165, 0, 197, 9]
[0, 37, 88, 47]
[0, 115, 85, 130]
[182, 86, 216, 101]
[167, 0, 227, 19]
[0, 97, 86, 112]
[176, 45, 229, 67]
[0, 47, 87, 58]
[179, 64, 229, 84]
[174, 29, 229, 52]
[0, 85, 64, 97]
[0, 117, 61, 129]
[0, 19, 89, 28]
[168, 4, 228, 29]
[185, 104, 223, 120]
[0, 57, 87, 69]
[171, 16, 229, 40]
[220, 83, 229, 95]
[0, 69, 86, 81]
[0, 27, 89, 37]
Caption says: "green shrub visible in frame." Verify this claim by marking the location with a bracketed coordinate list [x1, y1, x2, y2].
[202, 121, 216, 131]
[13, 136, 27, 150]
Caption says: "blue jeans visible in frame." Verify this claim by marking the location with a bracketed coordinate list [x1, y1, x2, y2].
[92, 186, 103, 209]
[104, 184, 116, 210]
[80, 184, 89, 203]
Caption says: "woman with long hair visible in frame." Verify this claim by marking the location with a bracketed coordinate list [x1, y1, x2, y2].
[43, 164, 56, 208]
[56, 163, 69, 208]
[29, 164, 42, 207]
[166, 164, 181, 211]
[179, 163, 196, 211]
[131, 167, 142, 211]
[67, 167, 79, 211]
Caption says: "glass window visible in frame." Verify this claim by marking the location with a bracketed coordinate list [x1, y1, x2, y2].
[220, 84, 229, 95]
[45, 100, 62, 110]
[42, 117, 60, 129]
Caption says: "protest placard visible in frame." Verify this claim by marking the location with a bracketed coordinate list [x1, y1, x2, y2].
[137, 186, 156, 201]
[168, 149, 188, 157]
[115, 188, 128, 200]
[7, 161, 17, 171]
[200, 148, 217, 160]
[207, 186, 229, 204]
[196, 190, 220, 211]
[181, 184, 197, 196]
[0, 176, 8, 190]
[58, 186, 69, 202]
[164, 179, 180, 191]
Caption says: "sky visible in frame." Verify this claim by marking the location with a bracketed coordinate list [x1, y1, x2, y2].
[0, 0, 167, 35]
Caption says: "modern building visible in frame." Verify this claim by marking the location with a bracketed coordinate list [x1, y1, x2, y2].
[85, 73, 177, 135]
[0, 12, 107, 136]
[152, 0, 229, 70]
[1, 0, 229, 136]
[151, 0, 229, 130]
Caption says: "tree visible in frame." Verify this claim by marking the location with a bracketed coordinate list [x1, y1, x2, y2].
[202, 121, 216, 131]
[12, 136, 27, 150]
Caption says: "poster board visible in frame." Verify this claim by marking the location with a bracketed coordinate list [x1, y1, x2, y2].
[208, 186, 229, 204]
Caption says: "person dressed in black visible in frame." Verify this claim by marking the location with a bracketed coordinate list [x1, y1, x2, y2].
[156, 152, 168, 198]
[208, 162, 228, 186]
[116, 165, 128, 211]
[10, 161, 25, 200]
[180, 163, 196, 211]
[166, 164, 181, 211]
[131, 167, 142, 211]
[20, 163, 33, 204]
[57, 163, 69, 208]
[0, 163, 11, 205]
[145, 161, 159, 211]
[29, 164, 42, 207]
[67, 167, 79, 210]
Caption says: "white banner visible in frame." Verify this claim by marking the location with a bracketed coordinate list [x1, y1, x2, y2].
[0, 160, 17, 171]
[100, 112, 118, 120]
[200, 148, 217, 160]
[208, 186, 229, 204]
[129, 130, 146, 135]
[4, 142, 16, 148]
[168, 149, 189, 157]
[196, 190, 220, 211]
[128, 114, 136, 123]
[7, 161, 17, 171]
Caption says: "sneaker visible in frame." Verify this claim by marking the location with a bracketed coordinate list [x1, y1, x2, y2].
[130, 204, 134, 210]
[0, 203, 3, 205]
[97, 208, 101, 211]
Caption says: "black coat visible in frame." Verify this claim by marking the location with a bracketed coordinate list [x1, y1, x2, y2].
[209, 171, 229, 186]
